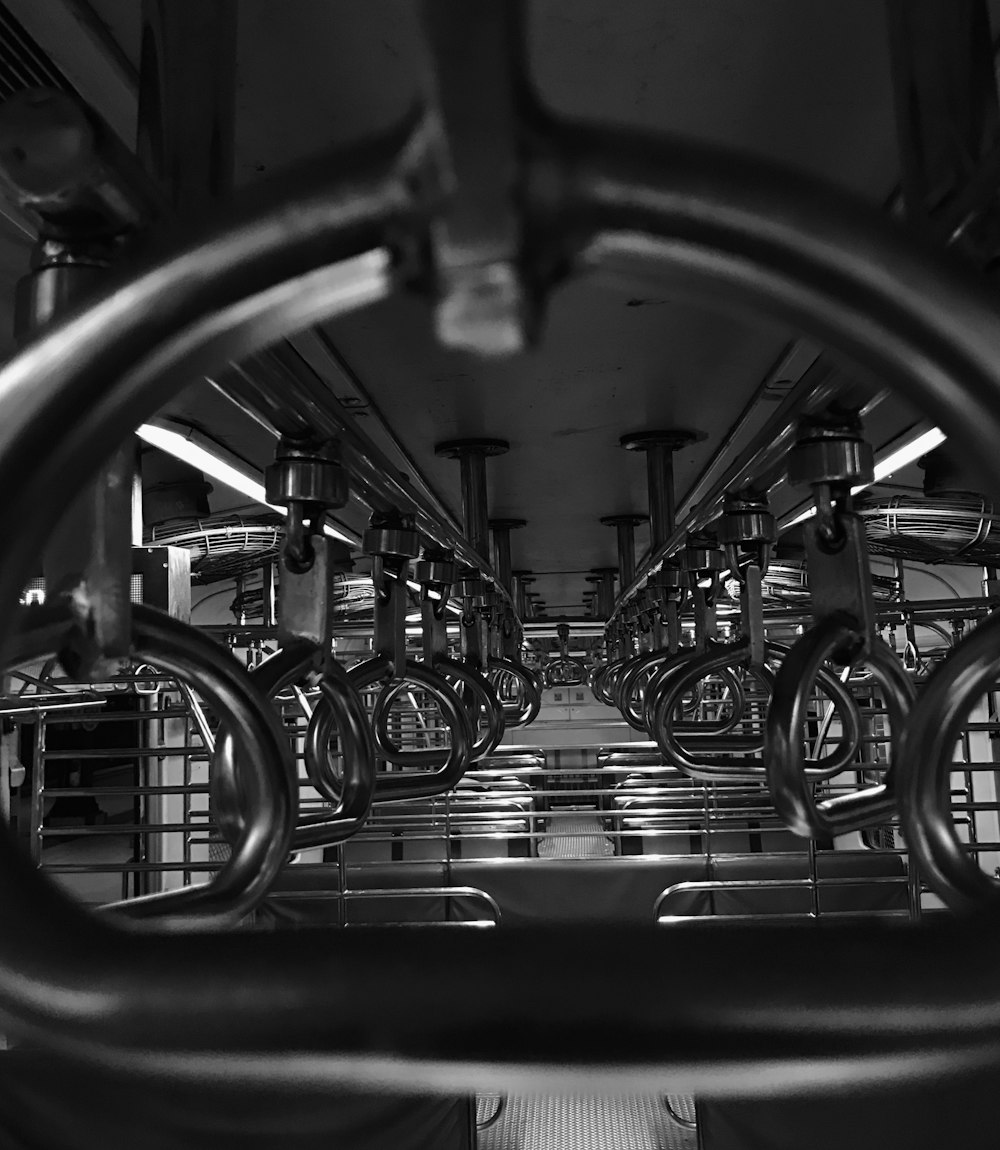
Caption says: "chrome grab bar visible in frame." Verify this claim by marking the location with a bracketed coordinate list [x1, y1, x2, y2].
[5, 603, 295, 929]
[414, 547, 507, 755]
[7, 0, 1000, 1082]
[591, 656, 626, 706]
[331, 524, 474, 796]
[213, 641, 377, 851]
[639, 648, 747, 737]
[653, 875, 910, 924]
[899, 609, 1000, 914]
[766, 619, 913, 838]
[765, 451, 914, 838]
[433, 654, 505, 759]
[543, 623, 588, 687]
[350, 654, 472, 800]
[269, 885, 502, 928]
[375, 655, 502, 763]
[651, 641, 863, 783]
[487, 656, 542, 727]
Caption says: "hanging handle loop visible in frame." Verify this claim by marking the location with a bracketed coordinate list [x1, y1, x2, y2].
[414, 546, 505, 758]
[764, 418, 910, 836]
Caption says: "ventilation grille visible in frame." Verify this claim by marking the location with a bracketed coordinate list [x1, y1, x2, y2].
[857, 492, 1000, 564]
[0, 4, 73, 100]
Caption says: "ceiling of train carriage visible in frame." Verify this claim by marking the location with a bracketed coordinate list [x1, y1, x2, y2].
[1, 0, 978, 613]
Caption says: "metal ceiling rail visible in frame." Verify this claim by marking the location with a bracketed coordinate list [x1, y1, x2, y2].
[609, 5, 1000, 627]
[216, 344, 518, 616]
[605, 356, 869, 623]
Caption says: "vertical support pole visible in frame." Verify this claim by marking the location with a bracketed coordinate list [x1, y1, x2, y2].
[602, 515, 646, 591]
[436, 439, 510, 664]
[646, 443, 676, 552]
[620, 430, 700, 652]
[491, 518, 525, 660]
[512, 572, 533, 619]
[490, 519, 525, 595]
[435, 439, 510, 567]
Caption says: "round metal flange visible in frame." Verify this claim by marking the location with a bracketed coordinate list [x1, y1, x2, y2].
[718, 509, 776, 545]
[363, 526, 421, 559]
[600, 513, 648, 527]
[787, 434, 873, 488]
[619, 429, 705, 452]
[414, 558, 456, 586]
[435, 438, 510, 459]
[649, 565, 684, 590]
[683, 546, 725, 572]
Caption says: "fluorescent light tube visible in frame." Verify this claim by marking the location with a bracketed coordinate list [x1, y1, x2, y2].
[869, 427, 946, 483]
[779, 426, 946, 530]
[137, 421, 358, 546]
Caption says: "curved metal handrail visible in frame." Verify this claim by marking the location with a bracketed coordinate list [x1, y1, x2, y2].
[650, 641, 863, 783]
[487, 655, 542, 727]
[4, 603, 295, 929]
[374, 654, 502, 762]
[766, 618, 914, 839]
[7, 82, 1000, 1087]
[213, 642, 378, 851]
[613, 649, 667, 729]
[433, 653, 506, 759]
[898, 609, 1000, 914]
[544, 623, 588, 688]
[639, 648, 746, 737]
[476, 1093, 507, 1130]
[662, 1095, 697, 1131]
[349, 654, 472, 800]
[592, 656, 626, 706]
[543, 657, 587, 687]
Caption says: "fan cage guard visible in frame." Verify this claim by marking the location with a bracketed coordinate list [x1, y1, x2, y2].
[146, 513, 284, 583]
[856, 492, 1000, 565]
[232, 574, 376, 622]
[761, 560, 897, 605]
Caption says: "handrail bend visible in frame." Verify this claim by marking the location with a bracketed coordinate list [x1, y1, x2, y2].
[591, 656, 626, 706]
[650, 640, 862, 783]
[373, 654, 503, 762]
[434, 654, 506, 759]
[349, 654, 472, 800]
[487, 656, 542, 727]
[6, 603, 295, 930]
[766, 617, 914, 839]
[640, 648, 747, 737]
[898, 609, 1000, 914]
[213, 642, 377, 851]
